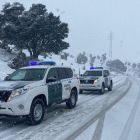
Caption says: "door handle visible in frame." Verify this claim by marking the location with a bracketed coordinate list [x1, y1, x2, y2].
[68, 81, 71, 83]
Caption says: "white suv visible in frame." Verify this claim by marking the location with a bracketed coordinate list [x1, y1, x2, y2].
[0, 61, 79, 125]
[79, 67, 113, 94]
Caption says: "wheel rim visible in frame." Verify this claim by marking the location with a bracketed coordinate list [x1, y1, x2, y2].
[71, 94, 76, 106]
[33, 104, 43, 121]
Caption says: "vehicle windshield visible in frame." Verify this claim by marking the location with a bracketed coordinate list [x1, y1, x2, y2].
[5, 69, 46, 81]
[83, 71, 102, 76]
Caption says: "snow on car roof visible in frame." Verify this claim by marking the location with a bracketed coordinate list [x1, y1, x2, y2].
[20, 65, 71, 69]
[20, 65, 50, 69]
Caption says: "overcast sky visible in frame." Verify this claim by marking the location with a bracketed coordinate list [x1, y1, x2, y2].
[1, 0, 140, 63]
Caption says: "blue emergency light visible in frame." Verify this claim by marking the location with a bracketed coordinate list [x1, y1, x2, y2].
[90, 67, 103, 70]
[30, 62, 37, 66]
[90, 67, 95, 69]
[30, 61, 56, 66]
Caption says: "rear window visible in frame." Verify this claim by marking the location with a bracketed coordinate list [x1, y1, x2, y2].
[66, 68, 73, 78]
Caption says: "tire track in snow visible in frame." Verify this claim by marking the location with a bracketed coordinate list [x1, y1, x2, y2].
[0, 78, 126, 140]
[31, 82, 129, 140]
[1, 79, 125, 136]
[92, 79, 129, 140]
[65, 79, 131, 140]
[92, 95, 111, 140]
[119, 79, 140, 140]
[91, 78, 127, 140]
[21, 81, 127, 140]
[8, 81, 127, 140]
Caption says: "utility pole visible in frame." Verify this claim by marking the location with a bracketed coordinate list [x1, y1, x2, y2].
[109, 31, 113, 59]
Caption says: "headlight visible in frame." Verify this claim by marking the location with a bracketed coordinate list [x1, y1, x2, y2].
[8, 87, 29, 102]
[93, 78, 100, 84]
[78, 80, 80, 84]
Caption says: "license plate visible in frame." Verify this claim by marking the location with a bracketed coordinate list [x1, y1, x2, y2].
[83, 84, 89, 87]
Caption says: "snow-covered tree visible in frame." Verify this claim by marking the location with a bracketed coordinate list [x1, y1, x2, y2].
[97, 55, 100, 59]
[61, 52, 69, 60]
[1, 3, 69, 60]
[106, 59, 127, 72]
[0, 2, 25, 49]
[132, 63, 137, 69]
[8, 51, 29, 69]
[90, 56, 96, 63]
[77, 53, 88, 64]
[102, 53, 107, 63]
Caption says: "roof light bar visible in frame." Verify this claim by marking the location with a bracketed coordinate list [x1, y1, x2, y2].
[90, 67, 95, 69]
[30, 61, 56, 66]
[95, 67, 103, 69]
[30, 62, 37, 66]
[90, 67, 103, 70]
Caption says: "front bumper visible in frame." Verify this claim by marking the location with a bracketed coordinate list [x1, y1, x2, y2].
[0, 94, 31, 116]
[79, 84, 101, 90]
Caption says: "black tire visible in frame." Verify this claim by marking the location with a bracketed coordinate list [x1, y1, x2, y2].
[26, 98, 45, 125]
[99, 84, 105, 95]
[66, 90, 77, 109]
[79, 90, 83, 94]
[108, 81, 113, 91]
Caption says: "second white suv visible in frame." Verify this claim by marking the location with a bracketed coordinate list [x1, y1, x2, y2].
[79, 67, 113, 94]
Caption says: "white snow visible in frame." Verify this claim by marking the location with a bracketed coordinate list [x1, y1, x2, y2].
[75, 120, 99, 140]
[100, 80, 140, 140]
[0, 48, 140, 140]
[0, 59, 14, 81]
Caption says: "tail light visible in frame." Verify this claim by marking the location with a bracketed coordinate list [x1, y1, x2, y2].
[75, 74, 80, 83]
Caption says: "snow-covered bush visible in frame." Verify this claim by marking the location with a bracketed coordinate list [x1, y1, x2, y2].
[8, 52, 29, 69]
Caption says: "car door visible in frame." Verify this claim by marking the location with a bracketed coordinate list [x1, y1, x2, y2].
[57, 68, 71, 100]
[47, 68, 62, 106]
[66, 68, 74, 96]
[103, 70, 109, 88]
[107, 70, 111, 86]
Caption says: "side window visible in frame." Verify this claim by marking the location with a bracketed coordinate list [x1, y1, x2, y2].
[103, 70, 106, 76]
[57, 68, 68, 80]
[105, 70, 110, 76]
[103, 70, 107, 76]
[47, 68, 58, 80]
[107, 70, 110, 75]
[66, 68, 73, 78]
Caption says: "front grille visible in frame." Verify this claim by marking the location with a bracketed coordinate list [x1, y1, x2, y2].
[80, 80, 94, 84]
[0, 91, 12, 102]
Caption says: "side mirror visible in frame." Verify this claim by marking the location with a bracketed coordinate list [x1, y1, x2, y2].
[80, 74, 83, 76]
[46, 76, 57, 83]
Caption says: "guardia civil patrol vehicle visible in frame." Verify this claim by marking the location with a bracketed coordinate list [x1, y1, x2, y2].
[0, 61, 79, 125]
[79, 67, 113, 94]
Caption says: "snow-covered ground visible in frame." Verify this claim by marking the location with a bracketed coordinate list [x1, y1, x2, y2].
[0, 77, 140, 140]
[0, 49, 140, 140]
[0, 59, 14, 81]
[0, 48, 138, 81]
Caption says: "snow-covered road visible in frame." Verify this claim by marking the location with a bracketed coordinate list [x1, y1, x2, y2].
[0, 77, 140, 140]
